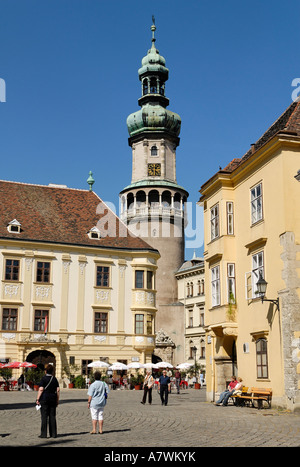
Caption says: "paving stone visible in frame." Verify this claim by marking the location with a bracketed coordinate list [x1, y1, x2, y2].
[0, 388, 300, 448]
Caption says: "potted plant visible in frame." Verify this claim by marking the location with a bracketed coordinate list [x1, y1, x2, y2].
[0, 368, 12, 391]
[74, 375, 86, 389]
[63, 363, 80, 388]
[26, 368, 44, 390]
[131, 372, 144, 390]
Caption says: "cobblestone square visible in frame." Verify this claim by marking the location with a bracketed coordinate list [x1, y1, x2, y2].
[1, 387, 300, 449]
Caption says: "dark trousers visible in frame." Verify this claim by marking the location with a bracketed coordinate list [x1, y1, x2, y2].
[40, 402, 57, 437]
[142, 386, 152, 404]
[160, 385, 169, 406]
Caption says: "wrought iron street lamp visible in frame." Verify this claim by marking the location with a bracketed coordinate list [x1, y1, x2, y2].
[256, 273, 279, 310]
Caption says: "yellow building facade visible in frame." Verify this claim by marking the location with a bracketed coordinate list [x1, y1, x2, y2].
[0, 181, 159, 384]
[199, 100, 300, 410]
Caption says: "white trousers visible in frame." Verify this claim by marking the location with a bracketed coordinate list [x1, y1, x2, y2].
[90, 407, 104, 421]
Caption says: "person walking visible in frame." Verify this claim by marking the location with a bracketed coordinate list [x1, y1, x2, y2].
[87, 371, 109, 434]
[141, 370, 154, 405]
[36, 364, 60, 438]
[158, 369, 171, 406]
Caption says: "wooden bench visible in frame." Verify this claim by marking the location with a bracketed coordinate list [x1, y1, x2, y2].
[232, 386, 272, 409]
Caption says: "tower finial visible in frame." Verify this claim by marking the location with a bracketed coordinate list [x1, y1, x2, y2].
[151, 16, 156, 46]
[87, 171, 95, 192]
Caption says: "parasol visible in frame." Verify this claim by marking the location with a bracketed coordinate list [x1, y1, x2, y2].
[157, 361, 173, 369]
[143, 363, 159, 369]
[3, 361, 37, 390]
[176, 363, 193, 370]
[108, 362, 128, 371]
[127, 362, 144, 369]
[87, 361, 110, 368]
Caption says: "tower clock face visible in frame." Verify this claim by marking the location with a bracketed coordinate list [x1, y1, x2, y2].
[148, 163, 161, 176]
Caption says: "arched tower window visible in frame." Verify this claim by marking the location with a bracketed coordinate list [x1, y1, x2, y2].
[143, 79, 148, 96]
[151, 145, 158, 156]
[150, 78, 157, 94]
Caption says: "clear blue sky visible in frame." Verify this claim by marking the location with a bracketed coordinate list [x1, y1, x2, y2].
[1, 0, 300, 258]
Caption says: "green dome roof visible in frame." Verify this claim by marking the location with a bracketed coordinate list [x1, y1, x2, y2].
[127, 103, 181, 138]
[138, 44, 169, 79]
[127, 21, 181, 140]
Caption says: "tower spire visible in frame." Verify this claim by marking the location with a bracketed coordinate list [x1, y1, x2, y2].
[151, 16, 156, 47]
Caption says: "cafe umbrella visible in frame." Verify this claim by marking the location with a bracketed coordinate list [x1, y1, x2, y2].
[87, 361, 110, 368]
[3, 361, 37, 390]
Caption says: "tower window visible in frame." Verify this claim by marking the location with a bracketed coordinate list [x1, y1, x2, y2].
[150, 78, 157, 94]
[151, 145, 158, 156]
[143, 79, 148, 95]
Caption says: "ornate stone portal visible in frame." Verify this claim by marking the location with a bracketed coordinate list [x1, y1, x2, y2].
[154, 328, 176, 363]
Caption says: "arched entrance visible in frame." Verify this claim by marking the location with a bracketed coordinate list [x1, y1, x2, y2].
[26, 350, 56, 371]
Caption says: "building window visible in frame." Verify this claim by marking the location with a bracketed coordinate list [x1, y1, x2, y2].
[211, 265, 220, 307]
[36, 262, 50, 283]
[143, 79, 148, 95]
[227, 263, 236, 303]
[151, 145, 158, 156]
[227, 202, 234, 235]
[251, 183, 263, 224]
[146, 271, 153, 289]
[199, 308, 205, 326]
[82, 360, 93, 376]
[96, 266, 110, 287]
[188, 309, 193, 327]
[198, 279, 205, 295]
[146, 314, 153, 334]
[2, 308, 18, 331]
[252, 252, 264, 298]
[135, 270, 144, 289]
[150, 78, 157, 93]
[256, 338, 268, 378]
[135, 314, 144, 334]
[34, 309, 49, 332]
[210, 204, 219, 240]
[94, 312, 108, 333]
[5, 259, 20, 281]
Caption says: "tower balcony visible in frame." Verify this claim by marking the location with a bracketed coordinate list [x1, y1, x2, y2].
[120, 204, 184, 222]
[120, 186, 188, 224]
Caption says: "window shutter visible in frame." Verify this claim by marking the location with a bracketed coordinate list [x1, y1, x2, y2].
[245, 271, 253, 300]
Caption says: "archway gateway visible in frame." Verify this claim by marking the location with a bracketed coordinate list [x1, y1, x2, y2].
[26, 349, 56, 372]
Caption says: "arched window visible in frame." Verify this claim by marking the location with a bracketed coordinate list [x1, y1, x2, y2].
[143, 79, 148, 95]
[151, 145, 158, 156]
[150, 78, 157, 94]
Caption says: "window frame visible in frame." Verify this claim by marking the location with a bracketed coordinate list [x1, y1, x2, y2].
[5, 259, 20, 281]
[36, 261, 51, 284]
[135, 314, 144, 334]
[256, 338, 269, 379]
[2, 308, 18, 331]
[96, 265, 110, 288]
[34, 309, 49, 332]
[94, 311, 108, 334]
[227, 263, 236, 303]
[211, 265, 220, 307]
[226, 201, 234, 235]
[210, 203, 219, 241]
[251, 182, 263, 225]
[135, 270, 144, 289]
[252, 251, 264, 298]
